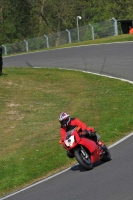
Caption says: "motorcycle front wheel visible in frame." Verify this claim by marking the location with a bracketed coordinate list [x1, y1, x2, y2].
[74, 148, 93, 170]
[101, 146, 111, 162]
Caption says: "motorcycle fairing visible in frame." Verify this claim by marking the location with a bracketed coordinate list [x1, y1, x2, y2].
[78, 137, 97, 153]
[64, 135, 75, 147]
[78, 138, 102, 163]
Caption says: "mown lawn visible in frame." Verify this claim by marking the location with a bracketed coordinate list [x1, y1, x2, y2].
[1, 67, 133, 196]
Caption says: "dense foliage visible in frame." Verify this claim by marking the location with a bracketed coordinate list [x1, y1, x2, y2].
[0, 0, 133, 44]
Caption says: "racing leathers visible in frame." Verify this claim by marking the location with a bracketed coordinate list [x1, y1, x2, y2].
[59, 118, 97, 158]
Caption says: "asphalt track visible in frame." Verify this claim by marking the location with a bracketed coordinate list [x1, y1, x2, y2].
[1, 42, 133, 200]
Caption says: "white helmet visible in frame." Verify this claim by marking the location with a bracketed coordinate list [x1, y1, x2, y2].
[59, 112, 70, 126]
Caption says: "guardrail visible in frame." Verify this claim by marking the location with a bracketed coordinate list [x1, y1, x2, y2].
[2, 19, 117, 55]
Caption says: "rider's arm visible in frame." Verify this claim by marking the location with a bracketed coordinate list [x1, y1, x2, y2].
[60, 127, 66, 141]
[73, 118, 88, 130]
[73, 118, 94, 134]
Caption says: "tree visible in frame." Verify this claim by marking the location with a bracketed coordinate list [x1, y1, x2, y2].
[0, 0, 133, 44]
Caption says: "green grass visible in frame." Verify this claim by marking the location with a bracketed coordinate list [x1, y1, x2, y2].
[35, 34, 133, 51]
[1, 34, 133, 197]
[47, 34, 133, 50]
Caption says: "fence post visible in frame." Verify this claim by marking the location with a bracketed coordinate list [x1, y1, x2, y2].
[2, 45, 7, 55]
[77, 16, 82, 42]
[24, 40, 29, 52]
[111, 17, 118, 36]
[0, 46, 3, 75]
[44, 35, 49, 48]
[89, 24, 94, 40]
[66, 29, 71, 44]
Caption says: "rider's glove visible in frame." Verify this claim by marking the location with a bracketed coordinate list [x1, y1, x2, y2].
[79, 130, 89, 137]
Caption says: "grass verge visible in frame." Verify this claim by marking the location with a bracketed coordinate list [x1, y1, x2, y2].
[0, 67, 133, 196]
[58, 34, 133, 49]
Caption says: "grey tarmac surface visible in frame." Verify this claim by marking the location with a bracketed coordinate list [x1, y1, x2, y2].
[3, 42, 133, 81]
[1, 42, 133, 200]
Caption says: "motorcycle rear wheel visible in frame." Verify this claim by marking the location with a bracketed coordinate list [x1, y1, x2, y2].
[74, 148, 93, 170]
[101, 146, 111, 162]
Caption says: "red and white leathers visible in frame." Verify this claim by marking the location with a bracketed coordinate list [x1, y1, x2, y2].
[60, 117, 94, 142]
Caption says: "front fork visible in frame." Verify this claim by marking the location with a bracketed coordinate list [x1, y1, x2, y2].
[81, 146, 89, 159]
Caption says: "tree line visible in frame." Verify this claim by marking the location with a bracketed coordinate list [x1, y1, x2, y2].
[0, 0, 133, 44]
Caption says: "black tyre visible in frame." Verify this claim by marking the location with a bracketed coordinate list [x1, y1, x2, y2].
[74, 147, 93, 170]
[101, 146, 111, 162]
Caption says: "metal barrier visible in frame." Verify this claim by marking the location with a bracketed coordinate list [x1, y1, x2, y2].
[2, 19, 116, 55]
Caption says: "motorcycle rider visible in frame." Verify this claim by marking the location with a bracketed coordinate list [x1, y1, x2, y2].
[59, 112, 98, 158]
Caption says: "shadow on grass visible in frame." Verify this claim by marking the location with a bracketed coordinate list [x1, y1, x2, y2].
[0, 73, 8, 76]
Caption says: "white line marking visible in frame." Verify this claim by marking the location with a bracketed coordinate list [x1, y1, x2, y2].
[109, 132, 133, 149]
[1, 132, 133, 200]
[0, 168, 72, 200]
[1, 42, 133, 199]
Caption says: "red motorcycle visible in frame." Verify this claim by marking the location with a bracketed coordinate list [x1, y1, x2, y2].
[60, 127, 111, 170]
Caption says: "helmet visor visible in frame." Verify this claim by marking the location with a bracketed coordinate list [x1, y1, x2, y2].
[60, 118, 68, 125]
